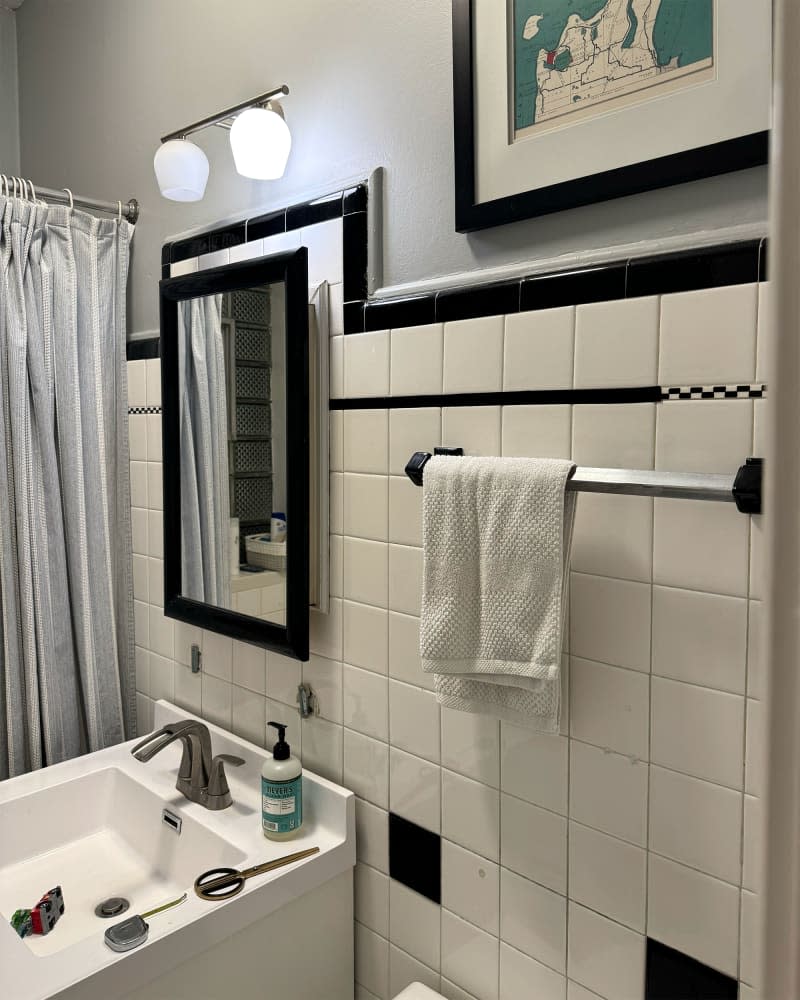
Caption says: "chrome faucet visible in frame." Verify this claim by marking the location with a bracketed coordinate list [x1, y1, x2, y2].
[131, 720, 244, 810]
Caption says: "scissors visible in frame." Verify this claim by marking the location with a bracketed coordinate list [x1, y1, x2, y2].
[194, 846, 320, 901]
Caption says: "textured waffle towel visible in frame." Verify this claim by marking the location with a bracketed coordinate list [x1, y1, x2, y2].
[420, 455, 577, 731]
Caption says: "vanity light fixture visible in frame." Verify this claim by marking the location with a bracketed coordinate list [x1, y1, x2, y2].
[155, 86, 291, 201]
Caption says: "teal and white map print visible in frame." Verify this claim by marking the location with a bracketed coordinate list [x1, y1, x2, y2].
[513, 0, 713, 137]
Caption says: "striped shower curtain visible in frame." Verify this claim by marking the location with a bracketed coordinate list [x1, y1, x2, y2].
[177, 294, 231, 608]
[0, 196, 135, 779]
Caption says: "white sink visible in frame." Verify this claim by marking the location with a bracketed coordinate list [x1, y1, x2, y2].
[0, 767, 245, 956]
[0, 701, 355, 1000]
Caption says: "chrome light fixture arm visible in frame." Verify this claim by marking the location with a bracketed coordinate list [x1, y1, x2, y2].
[160, 86, 290, 144]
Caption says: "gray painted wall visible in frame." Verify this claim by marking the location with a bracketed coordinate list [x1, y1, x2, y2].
[15, 0, 768, 336]
[0, 7, 19, 176]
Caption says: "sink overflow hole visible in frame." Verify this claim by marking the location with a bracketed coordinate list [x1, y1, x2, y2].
[95, 897, 130, 919]
[162, 808, 182, 834]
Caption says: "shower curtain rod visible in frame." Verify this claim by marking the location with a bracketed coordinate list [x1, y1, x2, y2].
[2, 179, 139, 224]
[405, 450, 764, 514]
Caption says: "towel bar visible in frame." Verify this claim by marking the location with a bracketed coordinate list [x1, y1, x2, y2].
[404, 450, 763, 515]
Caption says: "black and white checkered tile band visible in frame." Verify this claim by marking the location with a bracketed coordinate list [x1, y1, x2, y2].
[128, 406, 162, 415]
[661, 383, 766, 401]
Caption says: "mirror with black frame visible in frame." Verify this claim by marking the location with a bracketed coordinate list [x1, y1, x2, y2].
[159, 249, 309, 661]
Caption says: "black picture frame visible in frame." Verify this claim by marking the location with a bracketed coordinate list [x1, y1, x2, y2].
[452, 0, 770, 234]
[159, 249, 310, 661]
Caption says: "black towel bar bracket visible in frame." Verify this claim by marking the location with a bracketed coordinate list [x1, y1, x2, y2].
[405, 451, 763, 515]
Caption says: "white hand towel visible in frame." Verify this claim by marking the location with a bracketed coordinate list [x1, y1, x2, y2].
[420, 455, 576, 731]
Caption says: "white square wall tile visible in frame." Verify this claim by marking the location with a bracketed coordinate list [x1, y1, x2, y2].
[388, 611, 433, 691]
[569, 657, 649, 759]
[503, 307, 575, 391]
[659, 282, 758, 385]
[501, 405, 572, 459]
[228, 237, 264, 263]
[389, 880, 441, 971]
[442, 769, 500, 862]
[343, 663, 389, 742]
[344, 409, 389, 474]
[231, 685, 266, 746]
[389, 747, 441, 832]
[343, 601, 388, 674]
[571, 494, 653, 583]
[740, 890, 763, 989]
[201, 672, 232, 729]
[647, 854, 740, 978]
[441, 910, 500, 1000]
[441, 708, 500, 787]
[442, 839, 500, 935]
[343, 728, 389, 808]
[301, 713, 343, 784]
[653, 498, 750, 597]
[500, 867, 566, 973]
[127, 360, 146, 407]
[388, 544, 422, 616]
[145, 359, 161, 407]
[572, 403, 655, 470]
[355, 798, 389, 873]
[743, 793, 763, 893]
[389, 476, 423, 547]
[309, 599, 343, 660]
[574, 296, 659, 388]
[354, 863, 389, 937]
[651, 676, 745, 788]
[756, 281, 772, 383]
[330, 335, 344, 399]
[443, 315, 504, 393]
[570, 573, 651, 672]
[568, 822, 646, 931]
[388, 407, 442, 477]
[303, 655, 343, 724]
[746, 697, 765, 797]
[499, 943, 567, 1000]
[389, 680, 440, 761]
[344, 330, 389, 396]
[655, 400, 753, 475]
[343, 537, 389, 608]
[442, 406, 502, 457]
[567, 902, 645, 1000]
[569, 741, 648, 847]
[302, 216, 343, 286]
[355, 921, 389, 999]
[501, 793, 567, 894]
[391, 324, 444, 396]
[128, 414, 147, 462]
[649, 765, 743, 884]
[390, 946, 441, 998]
[343, 474, 389, 541]
[500, 723, 567, 814]
[652, 586, 747, 694]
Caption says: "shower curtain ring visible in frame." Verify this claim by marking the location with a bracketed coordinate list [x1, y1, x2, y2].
[12, 177, 18, 198]
[63, 188, 74, 211]
[117, 200, 123, 224]
[29, 181, 37, 203]
[0, 176, 6, 196]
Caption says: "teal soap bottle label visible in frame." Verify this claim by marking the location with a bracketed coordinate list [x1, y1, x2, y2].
[261, 774, 302, 834]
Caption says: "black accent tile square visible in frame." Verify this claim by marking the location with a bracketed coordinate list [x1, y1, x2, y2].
[343, 183, 368, 214]
[126, 337, 160, 361]
[436, 280, 520, 323]
[286, 192, 343, 230]
[389, 813, 441, 904]
[520, 263, 627, 311]
[343, 212, 369, 303]
[170, 232, 210, 263]
[364, 294, 437, 332]
[343, 300, 365, 335]
[247, 209, 286, 242]
[161, 243, 172, 267]
[208, 223, 246, 253]
[627, 241, 761, 298]
[161, 263, 171, 279]
[646, 939, 738, 999]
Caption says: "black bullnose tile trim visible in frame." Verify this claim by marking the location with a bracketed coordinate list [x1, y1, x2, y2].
[521, 262, 627, 311]
[343, 212, 369, 303]
[436, 280, 520, 323]
[646, 939, 737, 999]
[126, 337, 160, 361]
[343, 183, 368, 214]
[343, 300, 366, 335]
[286, 191, 344, 230]
[364, 294, 437, 333]
[627, 239, 761, 298]
[330, 386, 662, 410]
[170, 222, 246, 264]
[247, 209, 286, 242]
[389, 813, 441, 904]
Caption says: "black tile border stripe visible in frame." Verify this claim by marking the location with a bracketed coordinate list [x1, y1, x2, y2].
[128, 405, 162, 415]
[126, 337, 160, 361]
[331, 384, 767, 411]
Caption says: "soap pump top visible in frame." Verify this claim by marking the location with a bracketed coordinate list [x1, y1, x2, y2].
[268, 720, 290, 760]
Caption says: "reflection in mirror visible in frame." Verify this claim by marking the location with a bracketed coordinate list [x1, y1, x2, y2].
[178, 283, 287, 624]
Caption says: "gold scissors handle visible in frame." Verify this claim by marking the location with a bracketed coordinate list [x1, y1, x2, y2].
[194, 846, 320, 900]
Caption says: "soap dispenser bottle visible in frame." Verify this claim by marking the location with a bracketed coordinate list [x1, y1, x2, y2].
[261, 721, 303, 840]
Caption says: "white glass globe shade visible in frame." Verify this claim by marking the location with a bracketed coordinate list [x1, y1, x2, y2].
[229, 107, 291, 180]
[154, 139, 209, 202]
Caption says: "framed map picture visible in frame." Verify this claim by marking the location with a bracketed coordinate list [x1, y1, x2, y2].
[453, 0, 771, 232]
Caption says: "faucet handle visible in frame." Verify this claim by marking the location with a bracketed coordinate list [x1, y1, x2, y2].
[205, 754, 245, 810]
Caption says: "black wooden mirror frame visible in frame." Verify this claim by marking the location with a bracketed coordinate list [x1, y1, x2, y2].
[159, 249, 310, 660]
